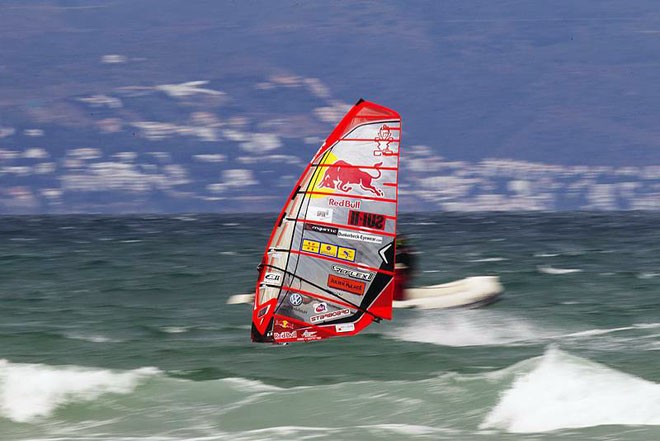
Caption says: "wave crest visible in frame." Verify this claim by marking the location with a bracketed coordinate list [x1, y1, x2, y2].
[0, 360, 158, 423]
[480, 347, 660, 433]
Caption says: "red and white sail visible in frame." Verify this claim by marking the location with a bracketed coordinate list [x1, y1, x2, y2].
[251, 99, 401, 343]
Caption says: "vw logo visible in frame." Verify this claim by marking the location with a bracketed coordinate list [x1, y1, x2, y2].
[288, 293, 303, 306]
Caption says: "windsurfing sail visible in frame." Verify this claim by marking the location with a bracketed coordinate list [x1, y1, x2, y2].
[251, 99, 401, 343]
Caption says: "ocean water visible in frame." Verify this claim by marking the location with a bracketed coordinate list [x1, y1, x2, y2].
[0, 212, 659, 441]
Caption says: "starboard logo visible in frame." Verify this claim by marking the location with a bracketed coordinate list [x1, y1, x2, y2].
[331, 265, 374, 281]
[310, 308, 351, 324]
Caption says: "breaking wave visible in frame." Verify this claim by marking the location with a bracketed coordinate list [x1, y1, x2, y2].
[0, 360, 158, 423]
[1, 349, 659, 438]
[481, 347, 660, 433]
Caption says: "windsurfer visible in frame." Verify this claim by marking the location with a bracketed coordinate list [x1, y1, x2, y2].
[394, 235, 416, 300]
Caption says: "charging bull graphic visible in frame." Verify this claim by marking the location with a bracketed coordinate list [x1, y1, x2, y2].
[374, 124, 397, 157]
[318, 160, 383, 196]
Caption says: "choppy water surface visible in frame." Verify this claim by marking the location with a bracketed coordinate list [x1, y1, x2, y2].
[0, 212, 658, 440]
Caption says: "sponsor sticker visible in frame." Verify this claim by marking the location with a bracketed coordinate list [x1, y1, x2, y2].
[302, 239, 321, 253]
[304, 223, 338, 235]
[277, 319, 294, 329]
[373, 124, 397, 157]
[317, 160, 383, 197]
[336, 323, 355, 333]
[274, 331, 297, 339]
[327, 274, 366, 295]
[264, 272, 282, 284]
[328, 198, 361, 209]
[337, 247, 356, 262]
[288, 293, 303, 306]
[301, 240, 355, 262]
[320, 243, 338, 258]
[310, 308, 351, 324]
[332, 265, 374, 281]
[313, 302, 328, 313]
[337, 230, 383, 244]
[301, 330, 318, 339]
[348, 210, 386, 230]
[307, 207, 333, 222]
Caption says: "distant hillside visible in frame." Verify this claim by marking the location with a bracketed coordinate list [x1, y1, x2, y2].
[0, 0, 659, 213]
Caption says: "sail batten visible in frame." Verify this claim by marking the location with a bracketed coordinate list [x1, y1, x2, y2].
[251, 100, 401, 343]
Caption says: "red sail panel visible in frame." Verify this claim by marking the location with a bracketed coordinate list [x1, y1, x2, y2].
[251, 99, 401, 344]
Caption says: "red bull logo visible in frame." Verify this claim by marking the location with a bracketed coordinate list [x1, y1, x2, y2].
[318, 160, 383, 197]
[328, 198, 361, 209]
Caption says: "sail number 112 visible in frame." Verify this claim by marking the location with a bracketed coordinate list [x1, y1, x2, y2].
[348, 210, 385, 230]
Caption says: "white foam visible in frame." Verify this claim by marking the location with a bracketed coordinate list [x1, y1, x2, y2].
[361, 423, 458, 436]
[391, 310, 552, 347]
[0, 360, 158, 423]
[239, 424, 456, 439]
[222, 377, 283, 393]
[537, 265, 583, 275]
[161, 326, 189, 334]
[563, 323, 660, 338]
[468, 257, 508, 262]
[481, 347, 660, 433]
[563, 326, 638, 338]
[64, 332, 120, 343]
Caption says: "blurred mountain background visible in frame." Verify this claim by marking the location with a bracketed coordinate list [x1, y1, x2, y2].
[1, 0, 659, 213]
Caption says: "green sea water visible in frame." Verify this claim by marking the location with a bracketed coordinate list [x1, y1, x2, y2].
[0, 212, 658, 440]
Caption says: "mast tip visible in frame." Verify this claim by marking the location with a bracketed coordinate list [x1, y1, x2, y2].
[355, 98, 365, 105]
